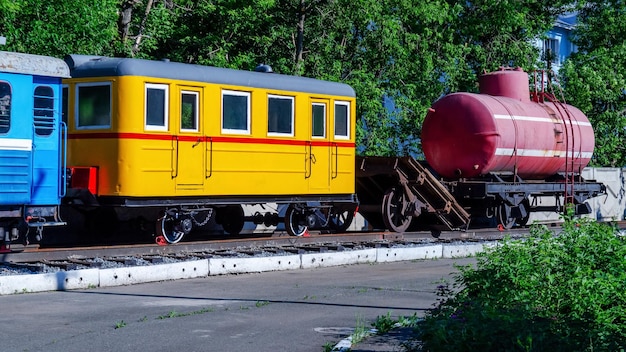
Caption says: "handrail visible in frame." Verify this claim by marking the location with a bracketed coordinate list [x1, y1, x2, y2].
[205, 136, 213, 178]
[543, 73, 576, 205]
[332, 142, 338, 179]
[171, 135, 179, 179]
[305, 141, 312, 179]
[59, 121, 67, 197]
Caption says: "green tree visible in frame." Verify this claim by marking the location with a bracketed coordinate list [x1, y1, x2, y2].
[295, 0, 466, 156]
[448, 0, 577, 88]
[560, 1, 626, 167]
[0, 0, 118, 57]
[2, 0, 597, 159]
[140, 0, 468, 156]
[140, 0, 286, 69]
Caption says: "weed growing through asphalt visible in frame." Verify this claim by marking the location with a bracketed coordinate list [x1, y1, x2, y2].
[156, 307, 214, 320]
[322, 342, 335, 352]
[113, 307, 216, 329]
[255, 300, 270, 307]
[396, 314, 420, 328]
[372, 313, 396, 334]
[413, 217, 626, 351]
[369, 313, 421, 335]
[350, 315, 369, 345]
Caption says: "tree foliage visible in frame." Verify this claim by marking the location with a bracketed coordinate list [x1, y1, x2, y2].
[560, 1, 626, 167]
[0, 0, 118, 57]
[0, 0, 622, 161]
[448, 0, 576, 87]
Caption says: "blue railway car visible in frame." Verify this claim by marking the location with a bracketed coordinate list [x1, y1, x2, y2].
[0, 51, 69, 249]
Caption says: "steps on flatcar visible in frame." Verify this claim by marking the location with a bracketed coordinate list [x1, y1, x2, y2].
[356, 156, 470, 232]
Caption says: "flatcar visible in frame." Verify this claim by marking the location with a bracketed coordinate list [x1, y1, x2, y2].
[62, 55, 358, 243]
[357, 68, 605, 235]
[0, 51, 69, 250]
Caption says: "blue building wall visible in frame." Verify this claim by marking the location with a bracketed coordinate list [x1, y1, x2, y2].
[537, 13, 577, 73]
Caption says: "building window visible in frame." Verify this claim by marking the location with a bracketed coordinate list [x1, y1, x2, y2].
[0, 82, 11, 134]
[334, 101, 350, 139]
[222, 90, 250, 134]
[76, 82, 111, 129]
[145, 83, 168, 131]
[181, 91, 199, 131]
[33, 85, 55, 136]
[268, 95, 294, 136]
[312, 103, 326, 138]
[543, 38, 560, 65]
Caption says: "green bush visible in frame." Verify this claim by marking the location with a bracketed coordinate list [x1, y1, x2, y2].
[414, 218, 626, 351]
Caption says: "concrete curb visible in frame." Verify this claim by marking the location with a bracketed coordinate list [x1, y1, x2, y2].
[0, 268, 99, 295]
[209, 255, 301, 275]
[99, 260, 209, 287]
[377, 245, 442, 262]
[0, 242, 490, 295]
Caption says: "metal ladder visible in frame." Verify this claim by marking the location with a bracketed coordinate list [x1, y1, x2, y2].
[532, 70, 579, 210]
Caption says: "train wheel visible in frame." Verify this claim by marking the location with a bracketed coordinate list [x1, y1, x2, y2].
[382, 188, 412, 232]
[285, 204, 308, 236]
[496, 204, 516, 230]
[221, 205, 245, 235]
[329, 209, 355, 233]
[156, 214, 190, 244]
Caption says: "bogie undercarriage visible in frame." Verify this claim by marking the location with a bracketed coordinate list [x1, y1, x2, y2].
[0, 205, 66, 251]
[156, 201, 358, 243]
[58, 193, 359, 245]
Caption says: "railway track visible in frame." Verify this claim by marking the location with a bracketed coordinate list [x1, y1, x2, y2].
[0, 226, 540, 267]
[2, 220, 624, 275]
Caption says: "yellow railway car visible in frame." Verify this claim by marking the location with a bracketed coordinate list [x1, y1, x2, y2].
[62, 55, 357, 243]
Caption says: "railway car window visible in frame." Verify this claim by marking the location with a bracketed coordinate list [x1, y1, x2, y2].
[0, 82, 10, 133]
[312, 103, 326, 138]
[181, 91, 199, 131]
[76, 83, 111, 129]
[145, 84, 168, 130]
[222, 90, 250, 134]
[34, 85, 55, 136]
[267, 95, 293, 136]
[334, 101, 350, 139]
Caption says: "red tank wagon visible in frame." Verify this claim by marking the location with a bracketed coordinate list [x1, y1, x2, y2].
[356, 68, 605, 235]
[422, 68, 594, 179]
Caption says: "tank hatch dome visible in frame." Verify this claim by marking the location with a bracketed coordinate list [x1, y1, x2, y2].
[479, 66, 530, 102]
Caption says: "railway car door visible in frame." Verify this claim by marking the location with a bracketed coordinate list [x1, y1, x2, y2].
[0, 74, 33, 204]
[308, 99, 331, 192]
[31, 77, 64, 206]
[173, 87, 204, 189]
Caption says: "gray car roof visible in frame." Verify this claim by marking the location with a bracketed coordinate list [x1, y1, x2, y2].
[1, 51, 70, 78]
[65, 55, 355, 97]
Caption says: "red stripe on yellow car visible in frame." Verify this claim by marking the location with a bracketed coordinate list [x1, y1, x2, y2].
[67, 132, 356, 148]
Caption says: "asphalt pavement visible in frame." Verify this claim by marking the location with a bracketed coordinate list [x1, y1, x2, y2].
[0, 257, 474, 352]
